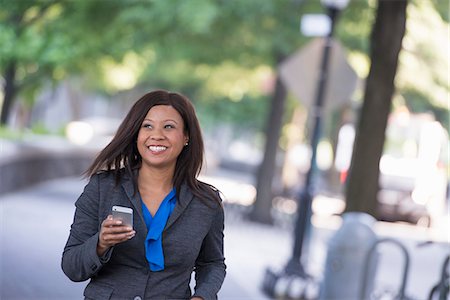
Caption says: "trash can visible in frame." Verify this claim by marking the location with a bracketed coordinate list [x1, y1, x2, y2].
[319, 212, 378, 300]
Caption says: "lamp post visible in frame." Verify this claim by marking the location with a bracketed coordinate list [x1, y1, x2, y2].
[262, 0, 349, 298]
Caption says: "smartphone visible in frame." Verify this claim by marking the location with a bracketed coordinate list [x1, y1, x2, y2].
[112, 206, 133, 228]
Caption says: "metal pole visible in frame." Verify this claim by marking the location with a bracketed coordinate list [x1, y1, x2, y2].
[285, 6, 339, 276]
[261, 6, 346, 298]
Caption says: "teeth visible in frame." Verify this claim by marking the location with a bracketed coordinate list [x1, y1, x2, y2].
[148, 146, 167, 152]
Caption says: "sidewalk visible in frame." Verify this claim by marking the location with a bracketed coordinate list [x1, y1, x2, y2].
[0, 176, 263, 300]
[1, 176, 449, 299]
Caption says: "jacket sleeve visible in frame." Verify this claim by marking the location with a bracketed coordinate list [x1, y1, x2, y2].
[61, 174, 113, 282]
[193, 205, 226, 300]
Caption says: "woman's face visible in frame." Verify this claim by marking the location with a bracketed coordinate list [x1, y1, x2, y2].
[137, 105, 188, 171]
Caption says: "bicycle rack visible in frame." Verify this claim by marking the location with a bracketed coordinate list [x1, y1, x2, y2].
[360, 238, 410, 300]
[428, 254, 449, 300]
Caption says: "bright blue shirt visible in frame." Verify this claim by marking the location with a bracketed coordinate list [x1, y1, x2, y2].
[141, 188, 176, 271]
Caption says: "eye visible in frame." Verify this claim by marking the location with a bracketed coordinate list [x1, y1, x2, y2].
[164, 124, 175, 129]
[142, 123, 152, 129]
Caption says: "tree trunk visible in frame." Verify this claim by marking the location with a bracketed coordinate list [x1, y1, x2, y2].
[249, 62, 287, 224]
[345, 0, 407, 215]
[1, 61, 17, 125]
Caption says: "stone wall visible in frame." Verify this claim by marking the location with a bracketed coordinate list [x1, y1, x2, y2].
[0, 147, 96, 195]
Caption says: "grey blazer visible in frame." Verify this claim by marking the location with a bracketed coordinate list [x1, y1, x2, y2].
[61, 171, 226, 300]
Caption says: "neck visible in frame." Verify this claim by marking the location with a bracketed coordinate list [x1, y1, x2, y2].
[138, 165, 174, 193]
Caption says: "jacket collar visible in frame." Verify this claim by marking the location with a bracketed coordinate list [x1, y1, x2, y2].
[165, 183, 194, 230]
[120, 170, 194, 231]
[120, 171, 145, 225]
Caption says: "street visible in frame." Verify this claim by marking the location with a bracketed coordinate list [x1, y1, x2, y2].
[1, 176, 448, 300]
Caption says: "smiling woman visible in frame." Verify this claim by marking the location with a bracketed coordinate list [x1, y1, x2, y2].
[61, 90, 225, 300]
[137, 105, 189, 172]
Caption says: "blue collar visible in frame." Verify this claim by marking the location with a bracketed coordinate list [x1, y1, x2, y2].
[141, 188, 176, 271]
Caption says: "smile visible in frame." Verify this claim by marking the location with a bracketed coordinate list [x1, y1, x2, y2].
[148, 146, 167, 152]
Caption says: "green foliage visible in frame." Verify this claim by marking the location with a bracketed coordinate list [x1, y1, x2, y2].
[0, 125, 23, 140]
[29, 121, 50, 135]
[0, 0, 448, 135]
[403, 88, 449, 131]
[394, 0, 449, 132]
[197, 94, 269, 132]
[339, 0, 375, 53]
[429, 0, 449, 22]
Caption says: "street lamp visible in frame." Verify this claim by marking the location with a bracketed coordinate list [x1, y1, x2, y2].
[262, 0, 350, 298]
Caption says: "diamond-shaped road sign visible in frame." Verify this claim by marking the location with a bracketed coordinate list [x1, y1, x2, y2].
[279, 38, 359, 111]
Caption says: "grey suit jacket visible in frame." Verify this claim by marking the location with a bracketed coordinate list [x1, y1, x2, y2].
[61, 170, 226, 300]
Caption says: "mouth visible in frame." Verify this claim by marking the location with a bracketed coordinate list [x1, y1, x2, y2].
[148, 145, 168, 152]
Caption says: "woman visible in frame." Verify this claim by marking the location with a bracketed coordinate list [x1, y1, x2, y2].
[62, 90, 226, 300]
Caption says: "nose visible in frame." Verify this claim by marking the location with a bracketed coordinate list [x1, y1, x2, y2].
[150, 127, 165, 140]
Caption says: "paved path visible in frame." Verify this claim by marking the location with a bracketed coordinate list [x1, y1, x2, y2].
[1, 177, 449, 300]
[0, 177, 266, 300]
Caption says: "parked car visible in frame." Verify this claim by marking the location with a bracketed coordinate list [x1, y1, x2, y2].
[377, 186, 431, 227]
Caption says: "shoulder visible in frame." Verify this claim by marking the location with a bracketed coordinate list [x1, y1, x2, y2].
[90, 168, 129, 182]
[197, 180, 219, 194]
[87, 170, 113, 185]
[85, 169, 130, 193]
[196, 180, 223, 209]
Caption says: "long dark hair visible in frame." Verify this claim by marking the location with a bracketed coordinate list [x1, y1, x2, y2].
[86, 90, 220, 204]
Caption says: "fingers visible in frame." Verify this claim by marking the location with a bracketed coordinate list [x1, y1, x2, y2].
[102, 230, 135, 246]
[102, 215, 121, 227]
[99, 215, 135, 249]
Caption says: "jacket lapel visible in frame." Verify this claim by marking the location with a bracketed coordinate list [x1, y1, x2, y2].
[121, 174, 145, 226]
[165, 183, 194, 230]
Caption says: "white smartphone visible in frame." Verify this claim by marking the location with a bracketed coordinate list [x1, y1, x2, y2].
[112, 206, 133, 228]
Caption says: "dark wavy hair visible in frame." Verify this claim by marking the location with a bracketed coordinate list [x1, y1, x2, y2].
[85, 90, 220, 204]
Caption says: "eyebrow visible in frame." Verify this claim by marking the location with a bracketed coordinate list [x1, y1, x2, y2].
[143, 118, 179, 124]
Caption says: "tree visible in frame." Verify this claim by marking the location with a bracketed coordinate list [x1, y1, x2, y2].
[0, 0, 59, 124]
[0, 0, 148, 125]
[246, 0, 374, 224]
[248, 60, 287, 224]
[345, 0, 408, 215]
[246, 1, 321, 224]
[1, 0, 444, 221]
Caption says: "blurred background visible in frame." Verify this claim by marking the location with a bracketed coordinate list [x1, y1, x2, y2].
[0, 0, 448, 300]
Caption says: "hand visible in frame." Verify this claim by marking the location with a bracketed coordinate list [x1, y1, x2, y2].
[97, 215, 135, 256]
